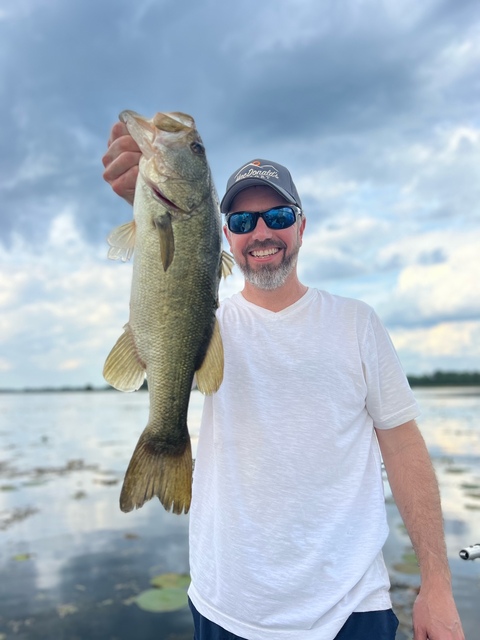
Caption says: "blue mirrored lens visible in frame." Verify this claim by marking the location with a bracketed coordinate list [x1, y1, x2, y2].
[263, 207, 296, 229]
[229, 212, 256, 234]
[227, 206, 298, 234]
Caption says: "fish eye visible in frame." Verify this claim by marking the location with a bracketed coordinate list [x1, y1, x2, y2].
[190, 141, 205, 155]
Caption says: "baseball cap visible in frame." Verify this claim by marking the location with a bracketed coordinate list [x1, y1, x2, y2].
[220, 159, 302, 213]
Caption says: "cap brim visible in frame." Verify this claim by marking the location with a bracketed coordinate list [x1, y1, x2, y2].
[220, 178, 298, 213]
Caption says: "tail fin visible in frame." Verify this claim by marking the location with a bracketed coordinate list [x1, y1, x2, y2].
[120, 430, 192, 515]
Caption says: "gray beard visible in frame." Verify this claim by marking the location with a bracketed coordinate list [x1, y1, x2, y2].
[238, 248, 299, 291]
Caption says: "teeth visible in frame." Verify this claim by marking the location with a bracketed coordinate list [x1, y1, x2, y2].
[251, 248, 279, 257]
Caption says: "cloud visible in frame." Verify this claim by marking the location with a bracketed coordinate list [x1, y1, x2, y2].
[1, 0, 480, 385]
[377, 229, 480, 329]
[0, 212, 132, 388]
[391, 321, 480, 375]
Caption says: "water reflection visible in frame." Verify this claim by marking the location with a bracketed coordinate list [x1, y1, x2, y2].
[1, 528, 193, 639]
[0, 391, 201, 639]
[414, 387, 480, 458]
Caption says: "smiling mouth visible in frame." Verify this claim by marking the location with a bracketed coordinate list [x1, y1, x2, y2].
[245, 239, 286, 259]
[250, 247, 280, 258]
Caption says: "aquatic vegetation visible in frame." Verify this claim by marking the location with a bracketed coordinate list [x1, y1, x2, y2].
[12, 553, 31, 562]
[150, 573, 190, 589]
[392, 551, 420, 575]
[134, 573, 190, 613]
[460, 482, 480, 490]
[0, 507, 38, 531]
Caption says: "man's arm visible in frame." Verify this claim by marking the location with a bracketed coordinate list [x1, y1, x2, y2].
[376, 420, 464, 640]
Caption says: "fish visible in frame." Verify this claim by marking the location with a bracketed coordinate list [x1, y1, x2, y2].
[103, 110, 234, 515]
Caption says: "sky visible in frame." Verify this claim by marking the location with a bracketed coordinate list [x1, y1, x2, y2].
[1, 0, 479, 389]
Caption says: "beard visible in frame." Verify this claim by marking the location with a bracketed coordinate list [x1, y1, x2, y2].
[237, 239, 300, 291]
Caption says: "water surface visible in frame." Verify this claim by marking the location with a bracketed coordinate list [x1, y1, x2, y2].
[0, 388, 479, 638]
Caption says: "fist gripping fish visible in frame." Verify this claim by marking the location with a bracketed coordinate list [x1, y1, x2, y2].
[104, 111, 234, 514]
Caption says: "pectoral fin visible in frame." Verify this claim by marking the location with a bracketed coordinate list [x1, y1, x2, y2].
[103, 324, 146, 392]
[195, 319, 224, 395]
[107, 220, 136, 262]
[154, 214, 175, 271]
[221, 250, 235, 278]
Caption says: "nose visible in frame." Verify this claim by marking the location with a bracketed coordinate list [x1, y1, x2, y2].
[251, 216, 273, 240]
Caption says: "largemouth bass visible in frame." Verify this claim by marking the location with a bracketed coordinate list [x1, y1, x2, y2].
[104, 110, 234, 515]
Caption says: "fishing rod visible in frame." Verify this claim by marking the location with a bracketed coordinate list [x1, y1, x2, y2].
[459, 544, 480, 561]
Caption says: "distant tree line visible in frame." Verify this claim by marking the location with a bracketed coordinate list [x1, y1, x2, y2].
[407, 370, 480, 386]
[1, 371, 480, 393]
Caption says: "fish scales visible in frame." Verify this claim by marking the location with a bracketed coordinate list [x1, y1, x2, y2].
[103, 110, 233, 514]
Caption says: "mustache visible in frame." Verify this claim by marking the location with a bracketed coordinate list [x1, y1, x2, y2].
[243, 239, 287, 256]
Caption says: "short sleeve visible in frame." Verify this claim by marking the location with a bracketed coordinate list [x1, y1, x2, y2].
[362, 310, 420, 429]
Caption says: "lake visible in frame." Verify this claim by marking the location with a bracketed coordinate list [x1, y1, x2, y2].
[0, 388, 479, 639]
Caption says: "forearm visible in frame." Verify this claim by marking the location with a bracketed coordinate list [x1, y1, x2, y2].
[376, 421, 451, 587]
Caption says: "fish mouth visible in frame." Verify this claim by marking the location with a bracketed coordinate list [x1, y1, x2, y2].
[146, 179, 181, 211]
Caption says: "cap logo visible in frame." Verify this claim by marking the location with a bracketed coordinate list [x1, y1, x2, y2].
[234, 162, 279, 183]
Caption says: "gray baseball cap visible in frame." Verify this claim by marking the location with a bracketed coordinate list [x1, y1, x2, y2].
[220, 159, 302, 213]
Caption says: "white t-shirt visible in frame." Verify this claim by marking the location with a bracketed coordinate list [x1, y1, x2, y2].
[188, 288, 419, 640]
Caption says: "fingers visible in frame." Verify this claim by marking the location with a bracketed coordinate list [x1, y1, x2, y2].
[102, 122, 141, 205]
[102, 123, 140, 164]
[108, 165, 139, 205]
[108, 121, 129, 147]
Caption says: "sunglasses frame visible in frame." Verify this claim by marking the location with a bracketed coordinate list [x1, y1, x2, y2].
[225, 205, 302, 235]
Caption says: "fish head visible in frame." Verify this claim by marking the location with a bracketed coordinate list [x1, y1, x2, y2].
[120, 110, 214, 215]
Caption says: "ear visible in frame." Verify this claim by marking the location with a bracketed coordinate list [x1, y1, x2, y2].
[298, 215, 306, 246]
[223, 224, 231, 245]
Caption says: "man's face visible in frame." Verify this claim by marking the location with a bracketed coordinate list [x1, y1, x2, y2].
[223, 186, 306, 291]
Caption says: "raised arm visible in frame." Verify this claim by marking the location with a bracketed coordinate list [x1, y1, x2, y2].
[376, 420, 464, 640]
[102, 120, 141, 204]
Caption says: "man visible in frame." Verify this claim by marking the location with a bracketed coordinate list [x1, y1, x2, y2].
[102, 122, 464, 640]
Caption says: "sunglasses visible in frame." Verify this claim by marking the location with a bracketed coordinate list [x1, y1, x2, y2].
[225, 205, 302, 234]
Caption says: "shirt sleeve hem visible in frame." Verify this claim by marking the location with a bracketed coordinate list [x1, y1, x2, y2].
[374, 403, 420, 430]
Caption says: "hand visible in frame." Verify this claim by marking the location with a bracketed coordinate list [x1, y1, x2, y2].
[412, 586, 464, 639]
[102, 121, 141, 205]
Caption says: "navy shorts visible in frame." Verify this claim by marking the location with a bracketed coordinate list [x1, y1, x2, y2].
[189, 598, 399, 640]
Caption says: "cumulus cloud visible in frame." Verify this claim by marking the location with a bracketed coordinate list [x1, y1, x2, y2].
[391, 321, 480, 375]
[1, 0, 479, 385]
[0, 213, 132, 388]
[376, 229, 480, 326]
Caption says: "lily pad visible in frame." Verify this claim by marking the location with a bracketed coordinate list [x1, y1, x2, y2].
[445, 466, 467, 474]
[464, 491, 480, 500]
[57, 603, 78, 618]
[135, 587, 188, 612]
[150, 573, 190, 589]
[22, 479, 48, 487]
[392, 562, 420, 575]
[460, 482, 480, 490]
[392, 551, 419, 575]
[0, 484, 17, 491]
